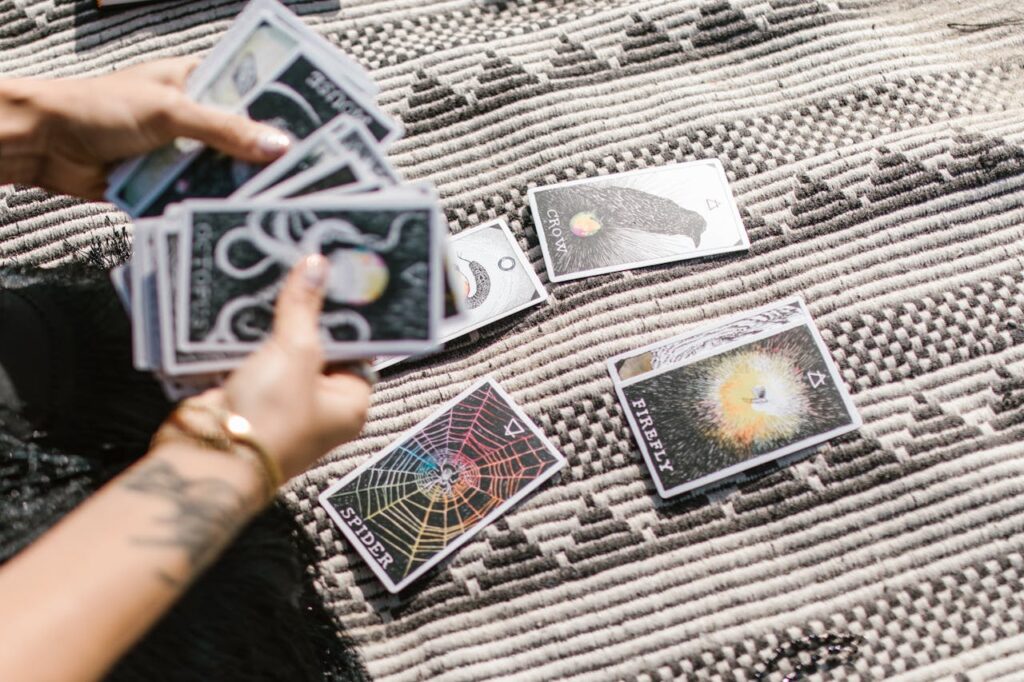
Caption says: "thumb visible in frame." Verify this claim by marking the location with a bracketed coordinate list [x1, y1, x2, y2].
[164, 97, 291, 163]
[272, 254, 328, 359]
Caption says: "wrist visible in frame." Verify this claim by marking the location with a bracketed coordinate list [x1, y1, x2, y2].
[147, 439, 267, 517]
[152, 399, 284, 506]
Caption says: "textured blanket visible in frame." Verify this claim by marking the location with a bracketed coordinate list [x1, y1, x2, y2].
[3, 0, 1024, 679]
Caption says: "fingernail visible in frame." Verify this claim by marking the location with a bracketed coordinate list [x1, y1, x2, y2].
[302, 254, 327, 291]
[257, 130, 290, 157]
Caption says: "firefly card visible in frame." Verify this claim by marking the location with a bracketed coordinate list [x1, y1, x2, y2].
[527, 160, 749, 282]
[174, 194, 442, 358]
[318, 378, 565, 593]
[608, 298, 860, 498]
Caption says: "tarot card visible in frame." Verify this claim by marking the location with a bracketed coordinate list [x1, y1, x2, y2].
[130, 219, 165, 371]
[375, 218, 547, 371]
[259, 155, 380, 199]
[608, 298, 860, 498]
[527, 160, 749, 282]
[235, 119, 398, 199]
[109, 264, 131, 314]
[318, 377, 565, 593]
[611, 298, 809, 382]
[176, 194, 443, 357]
[107, 3, 397, 217]
[154, 220, 250, 376]
[157, 372, 226, 402]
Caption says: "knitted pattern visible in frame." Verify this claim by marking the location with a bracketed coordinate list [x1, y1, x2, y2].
[2, 1, 1024, 679]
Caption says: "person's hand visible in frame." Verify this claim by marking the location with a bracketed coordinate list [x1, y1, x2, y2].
[2, 57, 290, 200]
[192, 255, 373, 482]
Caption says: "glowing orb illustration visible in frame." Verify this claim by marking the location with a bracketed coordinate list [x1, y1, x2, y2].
[326, 247, 389, 305]
[702, 351, 809, 449]
[415, 451, 480, 500]
[569, 211, 602, 237]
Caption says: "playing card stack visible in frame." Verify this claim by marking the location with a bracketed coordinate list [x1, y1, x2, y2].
[107, 0, 461, 399]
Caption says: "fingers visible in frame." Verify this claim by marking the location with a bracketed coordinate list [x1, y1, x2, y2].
[162, 97, 291, 164]
[272, 254, 328, 361]
[136, 56, 201, 88]
[315, 372, 373, 444]
[325, 360, 379, 387]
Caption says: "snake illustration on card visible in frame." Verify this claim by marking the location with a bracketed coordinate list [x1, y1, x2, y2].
[527, 160, 749, 282]
[177, 196, 441, 356]
[319, 378, 565, 593]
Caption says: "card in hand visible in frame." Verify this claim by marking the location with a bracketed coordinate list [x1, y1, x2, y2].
[319, 378, 565, 593]
[106, 0, 397, 217]
[527, 160, 749, 282]
[608, 298, 860, 498]
[176, 194, 442, 357]
[154, 219, 249, 376]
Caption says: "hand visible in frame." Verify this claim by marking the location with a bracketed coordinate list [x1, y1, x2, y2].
[192, 255, 373, 482]
[2, 57, 290, 200]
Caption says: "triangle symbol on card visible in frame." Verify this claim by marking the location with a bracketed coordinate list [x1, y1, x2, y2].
[504, 418, 526, 437]
[706, 198, 721, 211]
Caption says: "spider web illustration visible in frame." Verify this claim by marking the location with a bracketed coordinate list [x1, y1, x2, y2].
[328, 383, 560, 582]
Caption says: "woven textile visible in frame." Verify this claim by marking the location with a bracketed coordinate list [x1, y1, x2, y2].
[3, 0, 1024, 679]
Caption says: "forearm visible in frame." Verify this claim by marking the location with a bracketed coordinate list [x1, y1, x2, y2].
[0, 442, 265, 682]
[0, 79, 50, 185]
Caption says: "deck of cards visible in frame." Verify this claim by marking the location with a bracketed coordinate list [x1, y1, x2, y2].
[101, 0, 864, 595]
[108, 0, 462, 399]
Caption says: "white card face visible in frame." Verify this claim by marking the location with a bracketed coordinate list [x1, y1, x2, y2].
[527, 160, 749, 282]
[607, 297, 861, 498]
[373, 218, 548, 371]
[318, 377, 565, 593]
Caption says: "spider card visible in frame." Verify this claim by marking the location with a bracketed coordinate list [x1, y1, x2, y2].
[527, 160, 749, 282]
[319, 378, 565, 593]
[608, 298, 860, 498]
[175, 194, 443, 357]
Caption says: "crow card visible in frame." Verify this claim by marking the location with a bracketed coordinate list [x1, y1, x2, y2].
[527, 160, 749, 282]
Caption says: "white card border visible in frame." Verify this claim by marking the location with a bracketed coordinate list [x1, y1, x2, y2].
[318, 376, 566, 593]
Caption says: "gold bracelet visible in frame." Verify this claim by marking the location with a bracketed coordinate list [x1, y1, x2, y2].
[151, 402, 283, 503]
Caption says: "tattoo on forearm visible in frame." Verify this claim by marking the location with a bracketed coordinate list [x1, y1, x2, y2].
[120, 459, 247, 587]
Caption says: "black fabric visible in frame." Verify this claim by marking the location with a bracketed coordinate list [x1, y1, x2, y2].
[0, 259, 368, 682]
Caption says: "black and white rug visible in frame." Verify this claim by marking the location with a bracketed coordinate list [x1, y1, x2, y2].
[3, 0, 1024, 679]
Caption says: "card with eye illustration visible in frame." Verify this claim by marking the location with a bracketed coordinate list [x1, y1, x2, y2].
[173, 194, 443, 358]
[374, 218, 547, 370]
[607, 298, 861, 498]
[527, 160, 749, 282]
